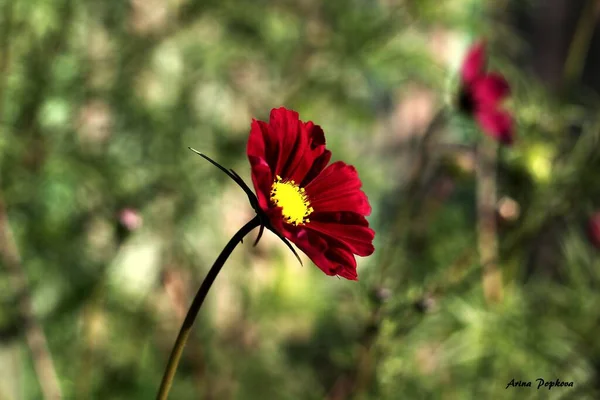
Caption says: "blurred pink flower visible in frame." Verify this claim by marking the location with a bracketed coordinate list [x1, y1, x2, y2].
[588, 212, 600, 248]
[119, 208, 143, 231]
[458, 41, 514, 145]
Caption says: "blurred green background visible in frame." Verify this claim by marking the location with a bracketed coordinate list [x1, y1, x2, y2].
[1, 0, 600, 399]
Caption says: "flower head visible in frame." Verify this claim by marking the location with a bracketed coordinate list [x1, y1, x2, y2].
[246, 107, 375, 280]
[458, 41, 514, 145]
[588, 212, 600, 249]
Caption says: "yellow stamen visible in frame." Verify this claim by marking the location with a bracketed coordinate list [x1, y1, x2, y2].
[270, 175, 313, 226]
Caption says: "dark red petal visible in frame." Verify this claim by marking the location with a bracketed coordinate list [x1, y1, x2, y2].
[305, 212, 375, 257]
[300, 149, 331, 187]
[268, 108, 328, 184]
[475, 108, 514, 145]
[247, 119, 278, 171]
[305, 161, 371, 216]
[291, 227, 359, 280]
[247, 118, 277, 207]
[472, 73, 510, 107]
[248, 156, 273, 210]
[335, 265, 358, 280]
[269, 107, 304, 177]
[461, 41, 486, 85]
[325, 248, 359, 280]
[284, 122, 329, 184]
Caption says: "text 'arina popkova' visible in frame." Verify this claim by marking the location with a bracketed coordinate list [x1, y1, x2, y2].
[506, 378, 574, 390]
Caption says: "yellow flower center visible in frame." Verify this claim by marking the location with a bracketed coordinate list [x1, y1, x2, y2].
[270, 175, 313, 226]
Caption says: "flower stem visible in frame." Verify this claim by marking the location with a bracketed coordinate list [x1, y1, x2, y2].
[476, 138, 503, 304]
[156, 215, 261, 400]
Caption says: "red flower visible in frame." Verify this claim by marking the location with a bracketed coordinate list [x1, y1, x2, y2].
[588, 212, 600, 249]
[246, 107, 375, 280]
[458, 41, 514, 145]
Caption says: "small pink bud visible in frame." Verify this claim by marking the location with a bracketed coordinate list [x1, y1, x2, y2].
[119, 208, 143, 231]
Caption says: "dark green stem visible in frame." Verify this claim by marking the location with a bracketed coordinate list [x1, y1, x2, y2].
[156, 216, 261, 400]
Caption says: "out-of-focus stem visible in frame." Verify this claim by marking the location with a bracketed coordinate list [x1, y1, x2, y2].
[76, 302, 97, 398]
[0, 200, 63, 400]
[352, 306, 383, 400]
[563, 0, 600, 87]
[476, 138, 503, 304]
